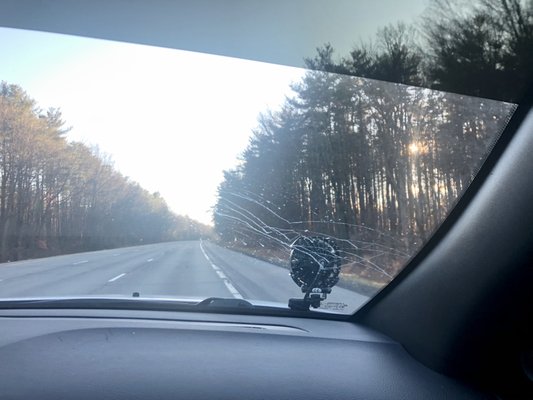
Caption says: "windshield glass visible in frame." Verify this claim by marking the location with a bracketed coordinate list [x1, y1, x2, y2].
[0, 1, 522, 314]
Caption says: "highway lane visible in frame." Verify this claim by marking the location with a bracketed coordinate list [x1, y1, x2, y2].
[202, 241, 368, 312]
[0, 240, 369, 313]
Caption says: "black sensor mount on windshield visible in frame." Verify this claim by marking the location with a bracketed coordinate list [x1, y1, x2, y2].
[288, 236, 341, 311]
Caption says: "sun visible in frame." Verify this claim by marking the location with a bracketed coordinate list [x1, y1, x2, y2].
[408, 142, 421, 154]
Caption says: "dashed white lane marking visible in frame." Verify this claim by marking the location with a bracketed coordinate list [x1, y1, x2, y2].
[199, 241, 243, 299]
[108, 273, 126, 282]
[147, 258, 154, 262]
[222, 281, 243, 300]
[112, 253, 120, 257]
[72, 260, 88, 265]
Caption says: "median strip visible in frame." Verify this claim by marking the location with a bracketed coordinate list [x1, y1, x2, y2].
[199, 241, 243, 300]
[108, 273, 126, 282]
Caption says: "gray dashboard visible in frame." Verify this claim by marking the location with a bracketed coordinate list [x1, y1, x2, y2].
[0, 309, 490, 399]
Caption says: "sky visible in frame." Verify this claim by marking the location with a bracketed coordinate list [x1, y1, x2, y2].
[0, 27, 307, 224]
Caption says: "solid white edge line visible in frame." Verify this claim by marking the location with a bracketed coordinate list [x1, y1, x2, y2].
[108, 273, 126, 282]
[199, 241, 244, 300]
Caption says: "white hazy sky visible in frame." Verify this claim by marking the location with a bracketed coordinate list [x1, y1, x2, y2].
[0, 27, 306, 225]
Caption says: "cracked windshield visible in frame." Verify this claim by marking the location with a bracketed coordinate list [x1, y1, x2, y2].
[0, 1, 519, 313]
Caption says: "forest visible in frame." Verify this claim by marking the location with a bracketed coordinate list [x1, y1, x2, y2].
[213, 0, 531, 290]
[0, 82, 210, 262]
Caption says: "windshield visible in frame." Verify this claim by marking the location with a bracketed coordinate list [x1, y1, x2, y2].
[0, 0, 526, 314]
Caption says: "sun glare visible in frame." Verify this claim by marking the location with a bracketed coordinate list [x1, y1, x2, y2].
[408, 141, 427, 155]
[409, 142, 420, 154]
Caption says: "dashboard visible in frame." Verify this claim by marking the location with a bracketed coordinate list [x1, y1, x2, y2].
[0, 308, 490, 399]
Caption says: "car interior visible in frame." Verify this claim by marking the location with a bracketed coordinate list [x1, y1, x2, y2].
[1, 1, 532, 399]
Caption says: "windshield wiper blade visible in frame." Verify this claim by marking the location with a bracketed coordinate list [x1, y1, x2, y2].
[0, 297, 334, 318]
[0, 297, 262, 312]
[0, 297, 198, 310]
[195, 297, 254, 309]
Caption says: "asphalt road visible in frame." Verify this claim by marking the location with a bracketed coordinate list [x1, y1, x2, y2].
[0, 240, 369, 313]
